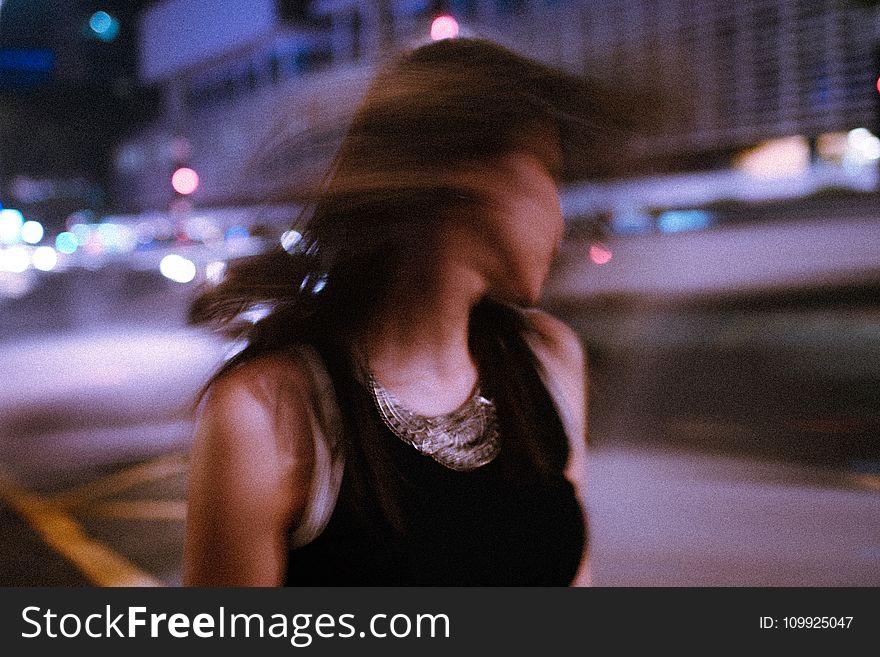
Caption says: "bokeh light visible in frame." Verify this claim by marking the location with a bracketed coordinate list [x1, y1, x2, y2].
[32, 246, 58, 271]
[657, 210, 714, 233]
[21, 220, 44, 244]
[88, 11, 120, 42]
[95, 222, 137, 253]
[172, 167, 200, 195]
[70, 223, 92, 244]
[0, 246, 30, 273]
[299, 272, 329, 294]
[205, 260, 226, 284]
[159, 254, 196, 283]
[55, 232, 79, 254]
[846, 128, 880, 163]
[224, 225, 249, 241]
[589, 243, 613, 265]
[431, 15, 459, 41]
[0, 209, 24, 244]
[735, 136, 810, 178]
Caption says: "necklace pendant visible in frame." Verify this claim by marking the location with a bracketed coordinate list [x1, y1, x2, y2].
[367, 370, 501, 471]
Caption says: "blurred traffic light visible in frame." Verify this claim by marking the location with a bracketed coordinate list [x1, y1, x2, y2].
[430, 15, 459, 41]
[171, 167, 199, 196]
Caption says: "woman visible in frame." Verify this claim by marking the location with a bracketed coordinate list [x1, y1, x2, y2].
[183, 37, 624, 586]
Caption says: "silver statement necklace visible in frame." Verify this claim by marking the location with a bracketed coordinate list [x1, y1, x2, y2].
[365, 368, 501, 472]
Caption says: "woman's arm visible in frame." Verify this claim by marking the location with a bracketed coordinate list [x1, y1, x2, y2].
[523, 309, 592, 586]
[183, 354, 315, 586]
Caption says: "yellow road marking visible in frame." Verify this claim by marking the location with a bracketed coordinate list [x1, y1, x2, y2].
[84, 500, 186, 521]
[847, 473, 880, 492]
[51, 452, 188, 509]
[0, 471, 162, 587]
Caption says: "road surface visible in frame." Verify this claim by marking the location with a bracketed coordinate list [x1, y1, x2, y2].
[0, 318, 876, 586]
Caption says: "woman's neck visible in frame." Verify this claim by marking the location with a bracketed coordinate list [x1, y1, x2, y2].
[355, 250, 488, 414]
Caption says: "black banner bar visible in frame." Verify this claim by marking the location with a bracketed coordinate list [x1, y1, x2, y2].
[1, 587, 875, 654]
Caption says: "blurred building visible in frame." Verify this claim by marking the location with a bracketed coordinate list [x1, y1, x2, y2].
[0, 0, 160, 230]
[112, 0, 880, 213]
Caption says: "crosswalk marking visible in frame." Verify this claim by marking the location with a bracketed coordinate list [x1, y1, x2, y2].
[51, 452, 188, 509]
[83, 500, 187, 521]
[0, 471, 162, 587]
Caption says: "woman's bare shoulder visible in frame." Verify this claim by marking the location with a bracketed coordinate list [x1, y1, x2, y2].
[205, 349, 314, 416]
[184, 349, 317, 585]
[192, 349, 321, 507]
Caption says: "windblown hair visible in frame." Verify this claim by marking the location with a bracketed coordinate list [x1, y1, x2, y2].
[187, 37, 637, 532]
[189, 38, 635, 353]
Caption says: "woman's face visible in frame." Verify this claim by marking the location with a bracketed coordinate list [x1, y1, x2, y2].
[458, 139, 564, 306]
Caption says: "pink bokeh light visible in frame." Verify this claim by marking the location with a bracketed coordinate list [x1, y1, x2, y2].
[431, 15, 459, 41]
[171, 167, 200, 195]
[589, 243, 613, 265]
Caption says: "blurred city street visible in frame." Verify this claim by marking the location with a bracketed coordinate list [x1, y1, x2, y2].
[2, 0, 880, 590]
[0, 269, 877, 586]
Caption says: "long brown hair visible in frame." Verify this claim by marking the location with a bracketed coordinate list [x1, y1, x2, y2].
[187, 37, 636, 532]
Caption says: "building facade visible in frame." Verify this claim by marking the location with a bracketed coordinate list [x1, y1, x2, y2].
[113, 0, 880, 212]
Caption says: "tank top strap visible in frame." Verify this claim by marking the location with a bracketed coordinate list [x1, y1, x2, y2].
[518, 325, 580, 448]
[282, 342, 346, 548]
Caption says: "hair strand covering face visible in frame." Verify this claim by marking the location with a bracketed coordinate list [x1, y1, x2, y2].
[190, 38, 645, 340]
[186, 37, 651, 533]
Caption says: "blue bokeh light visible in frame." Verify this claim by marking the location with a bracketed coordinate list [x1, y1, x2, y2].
[88, 11, 120, 42]
[55, 232, 79, 254]
[657, 210, 714, 234]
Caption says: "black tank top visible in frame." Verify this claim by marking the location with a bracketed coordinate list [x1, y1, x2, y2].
[283, 312, 587, 586]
